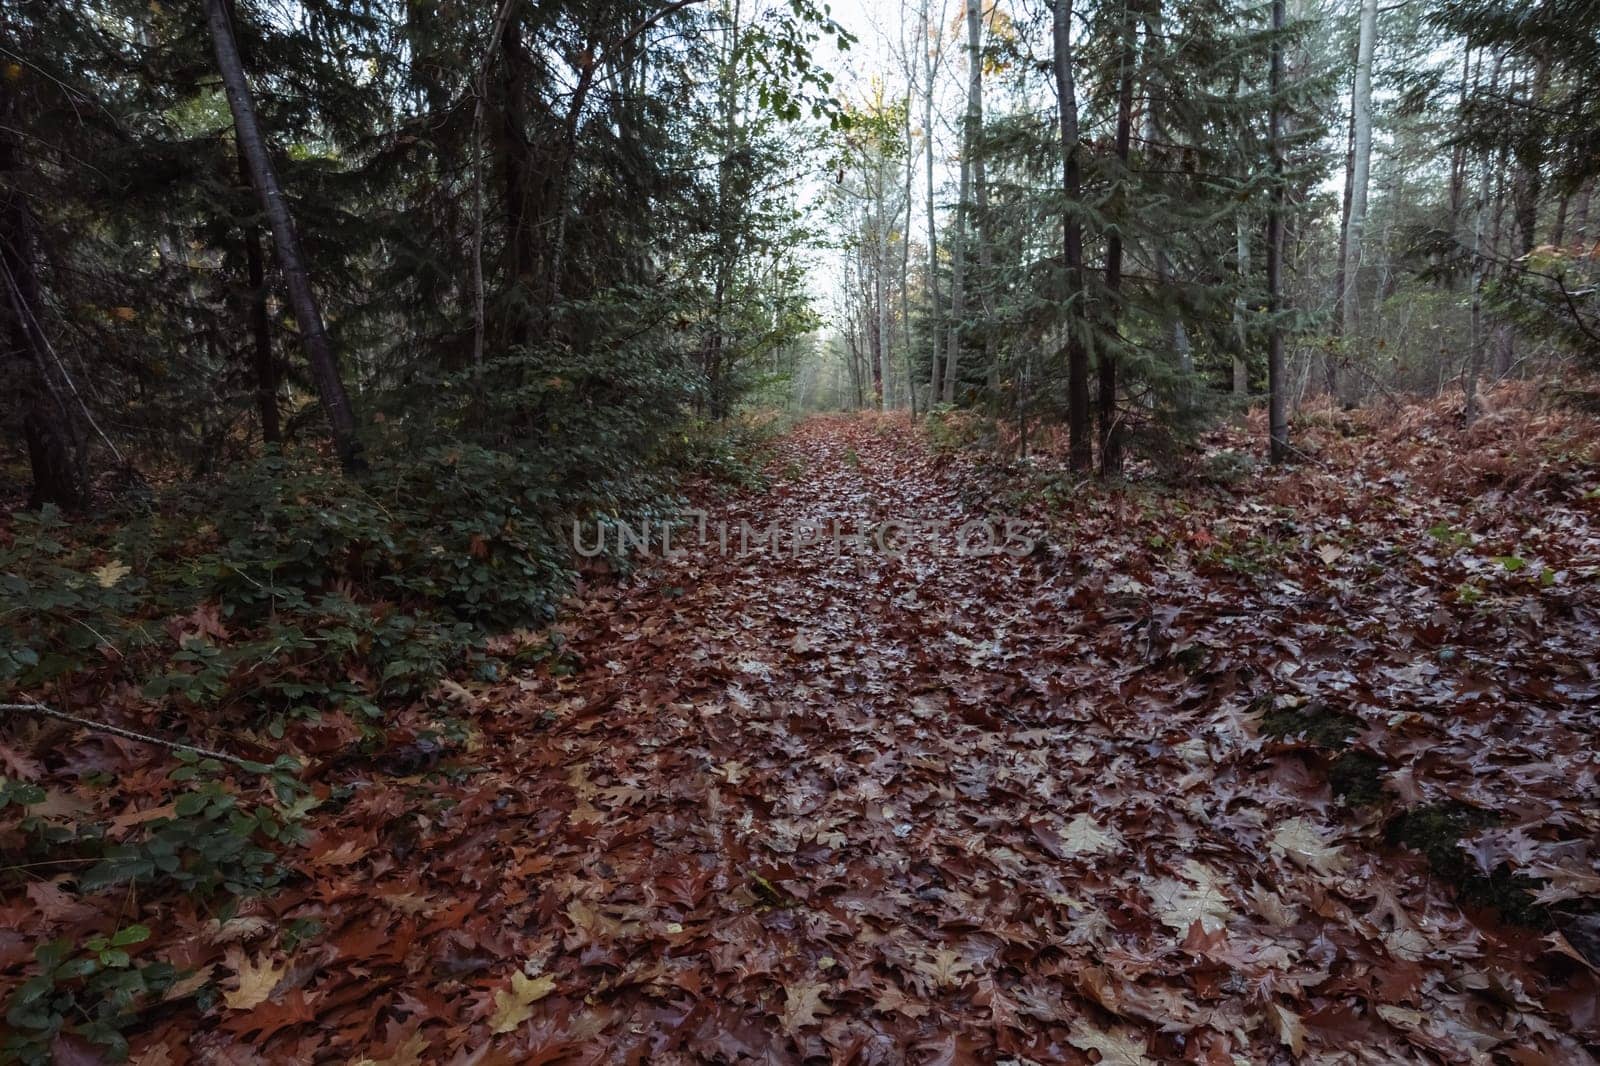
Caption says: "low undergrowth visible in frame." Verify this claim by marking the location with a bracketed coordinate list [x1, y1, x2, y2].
[0, 403, 765, 1061]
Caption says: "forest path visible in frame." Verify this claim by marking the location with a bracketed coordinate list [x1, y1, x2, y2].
[248, 412, 1597, 1064]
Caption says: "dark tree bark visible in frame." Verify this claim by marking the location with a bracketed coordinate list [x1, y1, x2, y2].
[1099, 0, 1136, 477]
[1266, 0, 1288, 463]
[1, 99, 86, 509]
[1053, 0, 1091, 471]
[1329, 84, 1354, 397]
[497, 9, 540, 350]
[965, 0, 996, 396]
[206, 0, 362, 470]
[238, 149, 280, 444]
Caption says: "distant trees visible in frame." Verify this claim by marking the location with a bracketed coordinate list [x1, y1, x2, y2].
[821, 0, 1594, 466]
[889, 0, 1326, 468]
[4, 0, 1594, 503]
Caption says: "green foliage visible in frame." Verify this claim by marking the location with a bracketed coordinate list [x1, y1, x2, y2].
[661, 411, 791, 492]
[3, 927, 175, 1065]
[0, 750, 306, 1062]
[924, 405, 984, 454]
[1386, 803, 1543, 925]
[78, 755, 304, 898]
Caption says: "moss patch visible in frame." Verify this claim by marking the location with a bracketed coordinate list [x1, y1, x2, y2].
[1328, 752, 1386, 807]
[1386, 803, 1545, 926]
[1259, 702, 1363, 748]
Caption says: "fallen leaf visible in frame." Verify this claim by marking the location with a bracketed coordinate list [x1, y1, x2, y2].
[92, 560, 131, 587]
[780, 980, 831, 1033]
[489, 970, 556, 1034]
[1271, 1002, 1307, 1055]
[1270, 818, 1348, 875]
[1067, 1020, 1155, 1065]
[222, 948, 286, 1011]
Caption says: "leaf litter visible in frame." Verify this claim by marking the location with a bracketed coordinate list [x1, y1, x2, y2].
[7, 388, 1600, 1062]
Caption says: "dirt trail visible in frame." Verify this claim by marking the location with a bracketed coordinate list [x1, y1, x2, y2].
[192, 413, 1598, 1064]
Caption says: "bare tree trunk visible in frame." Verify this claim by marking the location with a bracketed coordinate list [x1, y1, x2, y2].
[1099, 0, 1136, 476]
[1465, 152, 1492, 424]
[1054, 0, 1091, 471]
[1142, 2, 1191, 374]
[965, 0, 997, 397]
[1501, 55, 1549, 377]
[1574, 180, 1592, 251]
[921, 0, 946, 405]
[1465, 53, 1502, 424]
[1234, 211, 1250, 396]
[873, 177, 888, 409]
[2, 116, 86, 509]
[1340, 0, 1377, 350]
[1551, 191, 1569, 248]
[1344, 0, 1382, 332]
[1447, 45, 1471, 236]
[900, 80, 917, 415]
[1488, 126, 1512, 376]
[238, 149, 280, 445]
[205, 0, 362, 471]
[944, 156, 968, 404]
[1329, 93, 1354, 396]
[1266, 0, 1288, 462]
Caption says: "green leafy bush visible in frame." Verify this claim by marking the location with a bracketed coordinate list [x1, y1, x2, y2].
[3, 927, 174, 1064]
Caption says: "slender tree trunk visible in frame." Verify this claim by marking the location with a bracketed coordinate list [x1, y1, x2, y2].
[1143, 2, 1191, 375]
[1054, 0, 1091, 471]
[2, 115, 86, 509]
[238, 150, 280, 445]
[944, 157, 968, 404]
[1464, 52, 1502, 423]
[1500, 55, 1548, 377]
[965, 0, 997, 397]
[922, 0, 945, 406]
[708, 3, 742, 419]
[1266, 0, 1288, 462]
[1375, 159, 1402, 303]
[1234, 211, 1250, 395]
[1572, 179, 1592, 258]
[1329, 91, 1354, 396]
[499, 10, 536, 349]
[1341, 0, 1377, 350]
[1551, 192, 1569, 248]
[1447, 46, 1471, 229]
[1099, 0, 1136, 476]
[1465, 149, 1492, 424]
[205, 0, 362, 471]
[900, 81, 917, 415]
[873, 178, 888, 409]
[1488, 127, 1512, 376]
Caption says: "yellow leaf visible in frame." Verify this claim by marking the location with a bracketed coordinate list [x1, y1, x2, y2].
[348, 1031, 430, 1066]
[1270, 818, 1348, 875]
[779, 980, 831, 1034]
[222, 947, 285, 1011]
[1271, 1002, 1307, 1055]
[1067, 1020, 1156, 1065]
[1059, 814, 1120, 856]
[92, 560, 132, 588]
[489, 970, 556, 1034]
[1148, 861, 1231, 933]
